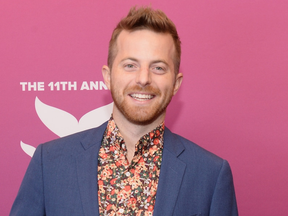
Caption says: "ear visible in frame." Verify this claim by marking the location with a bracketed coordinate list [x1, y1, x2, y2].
[173, 73, 183, 95]
[102, 65, 111, 90]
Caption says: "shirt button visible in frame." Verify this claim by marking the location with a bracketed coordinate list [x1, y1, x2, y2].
[126, 172, 130, 177]
[119, 208, 124, 213]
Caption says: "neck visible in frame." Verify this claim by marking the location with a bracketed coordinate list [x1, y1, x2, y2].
[112, 107, 165, 162]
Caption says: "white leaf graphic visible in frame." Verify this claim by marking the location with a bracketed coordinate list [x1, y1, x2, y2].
[78, 102, 114, 131]
[20, 141, 36, 157]
[35, 97, 113, 137]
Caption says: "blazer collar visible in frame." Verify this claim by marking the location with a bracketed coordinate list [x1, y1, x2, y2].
[80, 121, 108, 150]
[163, 127, 185, 156]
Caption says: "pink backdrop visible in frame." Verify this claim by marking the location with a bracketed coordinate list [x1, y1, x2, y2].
[1, 0, 288, 215]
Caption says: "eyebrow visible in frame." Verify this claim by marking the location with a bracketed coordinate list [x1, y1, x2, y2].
[150, 60, 169, 67]
[120, 58, 138, 63]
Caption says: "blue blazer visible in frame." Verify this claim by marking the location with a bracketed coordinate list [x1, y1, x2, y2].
[10, 122, 238, 216]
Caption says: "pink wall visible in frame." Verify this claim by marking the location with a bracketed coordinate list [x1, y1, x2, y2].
[1, 0, 288, 215]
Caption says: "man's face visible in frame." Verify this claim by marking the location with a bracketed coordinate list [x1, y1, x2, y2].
[102, 29, 183, 125]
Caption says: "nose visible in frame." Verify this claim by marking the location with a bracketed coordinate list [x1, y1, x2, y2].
[135, 67, 152, 87]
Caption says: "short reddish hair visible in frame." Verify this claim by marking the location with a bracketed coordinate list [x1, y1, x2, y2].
[108, 6, 181, 73]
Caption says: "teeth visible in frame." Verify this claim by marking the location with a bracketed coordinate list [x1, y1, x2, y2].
[130, 93, 154, 100]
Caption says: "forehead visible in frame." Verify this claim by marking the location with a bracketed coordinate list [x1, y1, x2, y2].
[115, 29, 176, 63]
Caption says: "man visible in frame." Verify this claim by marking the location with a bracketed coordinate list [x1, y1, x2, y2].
[10, 7, 238, 216]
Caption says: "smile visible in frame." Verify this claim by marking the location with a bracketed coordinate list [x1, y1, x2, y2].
[129, 93, 155, 101]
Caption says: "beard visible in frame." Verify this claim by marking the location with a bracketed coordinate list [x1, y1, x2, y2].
[111, 84, 174, 125]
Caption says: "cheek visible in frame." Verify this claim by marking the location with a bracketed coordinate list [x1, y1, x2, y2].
[157, 79, 175, 92]
[110, 74, 122, 87]
[110, 75, 131, 94]
[112, 72, 134, 84]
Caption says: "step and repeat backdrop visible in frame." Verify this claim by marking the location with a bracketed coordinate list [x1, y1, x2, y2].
[1, 0, 288, 215]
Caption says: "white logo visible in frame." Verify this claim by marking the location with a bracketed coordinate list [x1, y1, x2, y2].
[20, 97, 113, 157]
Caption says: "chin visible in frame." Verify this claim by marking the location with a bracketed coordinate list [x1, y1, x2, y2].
[122, 107, 166, 126]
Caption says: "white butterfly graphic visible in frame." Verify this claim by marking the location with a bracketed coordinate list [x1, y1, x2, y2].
[20, 97, 113, 157]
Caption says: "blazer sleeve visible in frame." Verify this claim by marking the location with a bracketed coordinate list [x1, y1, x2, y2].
[10, 144, 45, 216]
[209, 160, 238, 216]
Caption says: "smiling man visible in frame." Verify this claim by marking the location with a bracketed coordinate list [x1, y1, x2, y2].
[102, 28, 183, 163]
[10, 7, 238, 216]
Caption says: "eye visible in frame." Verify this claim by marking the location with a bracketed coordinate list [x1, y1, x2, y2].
[152, 65, 166, 74]
[124, 63, 137, 71]
[155, 66, 163, 71]
[125, 64, 134, 68]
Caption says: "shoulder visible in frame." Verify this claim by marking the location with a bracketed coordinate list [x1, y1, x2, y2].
[165, 130, 235, 189]
[162, 130, 238, 215]
[37, 121, 108, 157]
[178, 134, 223, 162]
[166, 129, 227, 171]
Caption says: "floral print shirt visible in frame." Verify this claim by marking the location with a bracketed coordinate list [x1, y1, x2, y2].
[98, 118, 164, 216]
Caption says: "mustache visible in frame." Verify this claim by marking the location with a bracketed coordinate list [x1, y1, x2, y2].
[124, 85, 161, 95]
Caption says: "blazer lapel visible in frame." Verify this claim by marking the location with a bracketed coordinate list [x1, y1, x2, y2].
[153, 128, 186, 216]
[76, 122, 108, 216]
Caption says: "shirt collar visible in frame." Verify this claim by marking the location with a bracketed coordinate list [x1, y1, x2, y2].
[104, 117, 165, 155]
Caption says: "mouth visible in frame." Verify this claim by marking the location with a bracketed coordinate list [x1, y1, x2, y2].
[129, 93, 155, 101]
